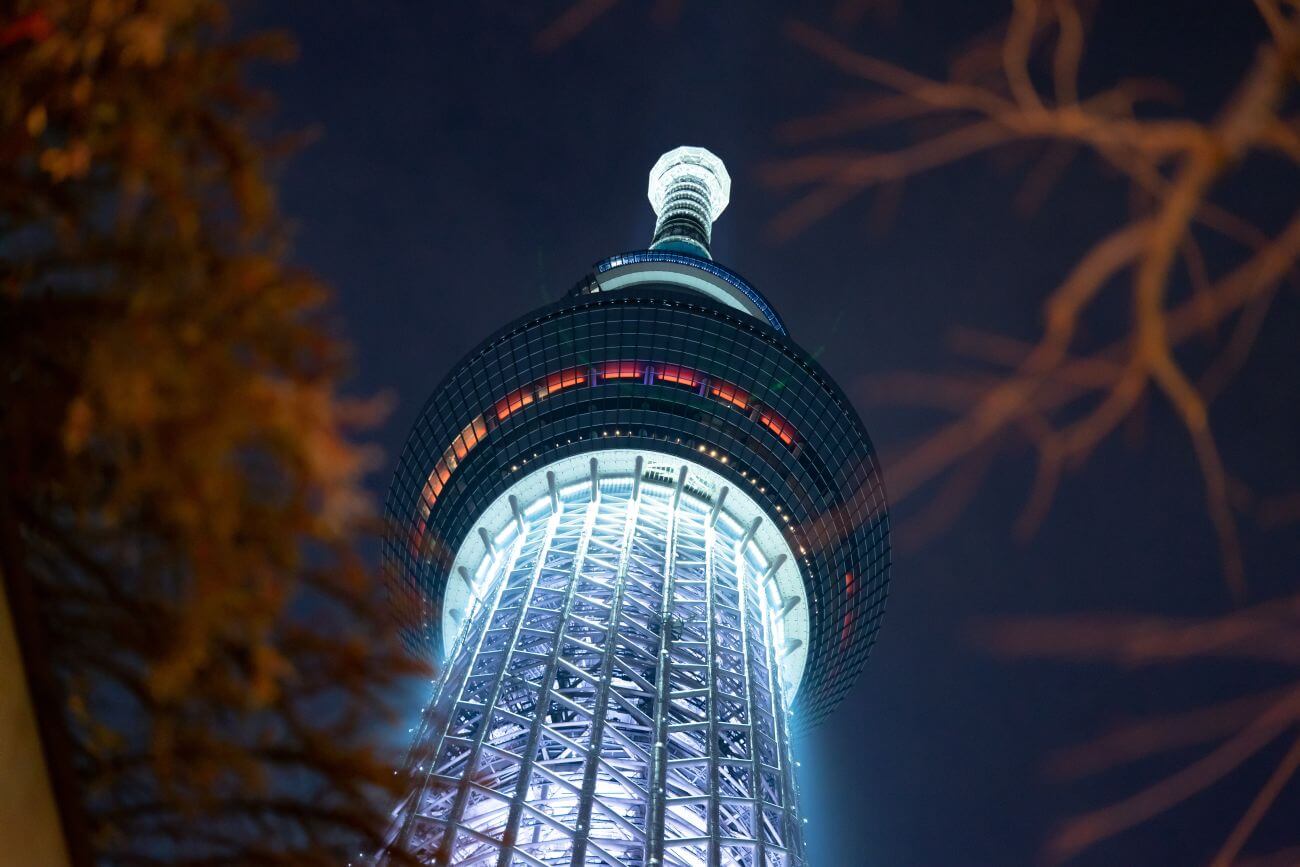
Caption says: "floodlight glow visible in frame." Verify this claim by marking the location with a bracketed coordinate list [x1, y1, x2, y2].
[647, 146, 732, 259]
[396, 463, 803, 866]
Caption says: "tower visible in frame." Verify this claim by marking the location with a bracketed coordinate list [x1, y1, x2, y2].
[383, 147, 890, 866]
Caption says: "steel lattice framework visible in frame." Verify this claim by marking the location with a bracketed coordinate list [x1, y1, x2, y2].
[392, 462, 803, 867]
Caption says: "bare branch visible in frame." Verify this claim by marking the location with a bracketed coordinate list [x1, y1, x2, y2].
[534, 0, 620, 52]
[1209, 733, 1300, 867]
[1046, 688, 1298, 779]
[775, 8, 1300, 597]
[1049, 689, 1300, 862]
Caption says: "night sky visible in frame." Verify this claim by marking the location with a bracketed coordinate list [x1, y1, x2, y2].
[249, 2, 1300, 864]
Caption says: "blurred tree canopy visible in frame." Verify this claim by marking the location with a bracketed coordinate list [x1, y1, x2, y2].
[1, 2, 423, 863]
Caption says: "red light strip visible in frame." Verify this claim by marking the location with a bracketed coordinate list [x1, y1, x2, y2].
[599, 360, 643, 381]
[656, 363, 701, 388]
[710, 382, 750, 410]
[758, 412, 796, 446]
[411, 360, 801, 555]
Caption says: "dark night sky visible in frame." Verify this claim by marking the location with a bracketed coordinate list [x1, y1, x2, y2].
[248, 2, 1300, 864]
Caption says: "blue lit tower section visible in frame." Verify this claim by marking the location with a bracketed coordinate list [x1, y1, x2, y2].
[382, 148, 891, 867]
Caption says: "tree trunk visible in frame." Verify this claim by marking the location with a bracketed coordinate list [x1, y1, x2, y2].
[0, 569, 72, 867]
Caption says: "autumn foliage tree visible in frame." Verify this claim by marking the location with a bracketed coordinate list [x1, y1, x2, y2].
[1, 2, 423, 863]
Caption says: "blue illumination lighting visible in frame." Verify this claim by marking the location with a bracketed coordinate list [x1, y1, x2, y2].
[597, 250, 788, 334]
[394, 469, 803, 865]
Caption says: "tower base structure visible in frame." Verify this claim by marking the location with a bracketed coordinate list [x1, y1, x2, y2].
[392, 452, 805, 867]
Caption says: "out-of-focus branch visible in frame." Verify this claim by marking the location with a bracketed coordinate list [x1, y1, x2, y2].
[983, 596, 1300, 863]
[1210, 733, 1300, 867]
[534, 0, 620, 52]
[773, 2, 1300, 598]
[1230, 846, 1300, 867]
[1045, 688, 1296, 779]
[980, 604, 1300, 667]
[775, 3, 1300, 861]
[534, 0, 683, 52]
[1049, 687, 1300, 862]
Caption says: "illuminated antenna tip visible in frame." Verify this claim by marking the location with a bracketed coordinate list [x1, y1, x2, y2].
[647, 145, 731, 259]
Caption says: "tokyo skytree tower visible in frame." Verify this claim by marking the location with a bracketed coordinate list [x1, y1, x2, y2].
[380, 147, 890, 867]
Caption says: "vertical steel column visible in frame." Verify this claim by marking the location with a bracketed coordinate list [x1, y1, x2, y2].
[396, 529, 523, 857]
[566, 482, 640, 866]
[764, 569, 803, 863]
[736, 539, 767, 867]
[642, 469, 686, 867]
[433, 512, 565, 863]
[492, 495, 578, 867]
[703, 509, 721, 867]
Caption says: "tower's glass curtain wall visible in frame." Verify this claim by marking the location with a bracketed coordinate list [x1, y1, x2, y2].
[382, 148, 891, 867]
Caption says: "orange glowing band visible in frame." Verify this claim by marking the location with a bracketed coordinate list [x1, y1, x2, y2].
[710, 382, 750, 410]
[539, 367, 587, 396]
[838, 573, 856, 649]
[655, 363, 701, 388]
[413, 360, 806, 556]
[600, 360, 644, 381]
[414, 411, 490, 553]
[495, 386, 536, 422]
[452, 416, 488, 460]
[758, 411, 796, 446]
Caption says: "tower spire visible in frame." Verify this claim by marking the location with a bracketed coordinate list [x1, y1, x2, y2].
[647, 145, 731, 259]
